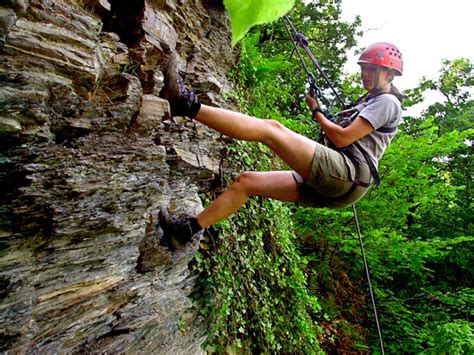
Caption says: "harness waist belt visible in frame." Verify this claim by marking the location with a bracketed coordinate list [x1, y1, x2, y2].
[337, 151, 371, 200]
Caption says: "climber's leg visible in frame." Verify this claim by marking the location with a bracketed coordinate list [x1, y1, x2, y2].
[159, 171, 299, 249]
[195, 105, 316, 180]
[161, 54, 316, 180]
[197, 171, 299, 228]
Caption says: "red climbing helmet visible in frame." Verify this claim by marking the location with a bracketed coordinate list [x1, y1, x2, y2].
[358, 42, 403, 76]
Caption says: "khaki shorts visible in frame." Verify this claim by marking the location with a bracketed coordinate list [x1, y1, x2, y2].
[292, 143, 371, 208]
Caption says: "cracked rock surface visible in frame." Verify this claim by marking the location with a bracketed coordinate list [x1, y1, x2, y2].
[0, 0, 234, 352]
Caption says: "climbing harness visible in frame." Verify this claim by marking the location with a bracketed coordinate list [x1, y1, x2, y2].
[282, 15, 386, 354]
[338, 103, 398, 188]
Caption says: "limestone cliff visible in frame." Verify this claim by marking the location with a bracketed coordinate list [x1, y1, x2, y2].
[0, 0, 234, 352]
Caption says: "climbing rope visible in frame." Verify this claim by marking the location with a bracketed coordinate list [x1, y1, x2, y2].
[281, 15, 385, 354]
[282, 15, 345, 109]
[352, 204, 385, 354]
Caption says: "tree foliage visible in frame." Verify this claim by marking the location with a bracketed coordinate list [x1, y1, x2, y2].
[223, 0, 295, 46]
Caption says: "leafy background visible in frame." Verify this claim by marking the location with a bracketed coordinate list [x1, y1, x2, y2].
[194, 0, 473, 352]
[224, 0, 295, 46]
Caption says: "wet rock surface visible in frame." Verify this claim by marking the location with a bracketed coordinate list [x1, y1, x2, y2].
[0, 0, 233, 352]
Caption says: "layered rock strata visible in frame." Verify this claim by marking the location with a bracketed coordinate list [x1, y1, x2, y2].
[0, 0, 233, 352]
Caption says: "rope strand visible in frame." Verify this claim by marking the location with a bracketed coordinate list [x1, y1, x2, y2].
[352, 204, 385, 354]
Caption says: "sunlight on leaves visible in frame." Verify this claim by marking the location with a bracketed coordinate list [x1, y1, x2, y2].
[223, 0, 295, 46]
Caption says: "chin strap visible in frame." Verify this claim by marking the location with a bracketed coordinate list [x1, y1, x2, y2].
[369, 66, 392, 97]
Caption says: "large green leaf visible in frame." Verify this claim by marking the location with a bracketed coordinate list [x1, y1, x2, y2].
[224, 0, 295, 46]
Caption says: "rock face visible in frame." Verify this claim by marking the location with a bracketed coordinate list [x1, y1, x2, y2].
[0, 0, 233, 352]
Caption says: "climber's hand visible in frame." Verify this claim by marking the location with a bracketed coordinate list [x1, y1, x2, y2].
[305, 94, 319, 113]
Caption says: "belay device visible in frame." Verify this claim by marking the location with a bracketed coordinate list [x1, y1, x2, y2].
[282, 15, 386, 354]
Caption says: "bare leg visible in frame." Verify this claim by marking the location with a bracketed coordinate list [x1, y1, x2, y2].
[195, 105, 316, 180]
[196, 171, 299, 228]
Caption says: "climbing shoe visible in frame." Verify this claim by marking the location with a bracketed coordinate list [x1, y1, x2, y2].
[158, 209, 202, 250]
[160, 53, 201, 118]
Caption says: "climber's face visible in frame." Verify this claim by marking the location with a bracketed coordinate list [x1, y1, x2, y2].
[360, 64, 393, 91]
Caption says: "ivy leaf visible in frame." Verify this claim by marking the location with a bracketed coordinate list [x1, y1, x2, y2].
[223, 0, 295, 46]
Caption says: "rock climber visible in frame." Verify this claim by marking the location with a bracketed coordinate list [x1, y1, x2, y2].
[158, 42, 404, 249]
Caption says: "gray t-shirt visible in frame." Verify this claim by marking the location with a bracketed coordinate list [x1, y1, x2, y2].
[346, 94, 402, 167]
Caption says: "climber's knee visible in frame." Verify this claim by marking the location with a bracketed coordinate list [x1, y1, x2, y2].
[233, 171, 257, 196]
[261, 119, 291, 147]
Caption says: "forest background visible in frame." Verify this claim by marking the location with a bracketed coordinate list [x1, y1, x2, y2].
[195, 0, 473, 352]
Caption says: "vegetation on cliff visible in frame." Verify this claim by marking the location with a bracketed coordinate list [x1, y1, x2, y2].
[197, 0, 473, 352]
